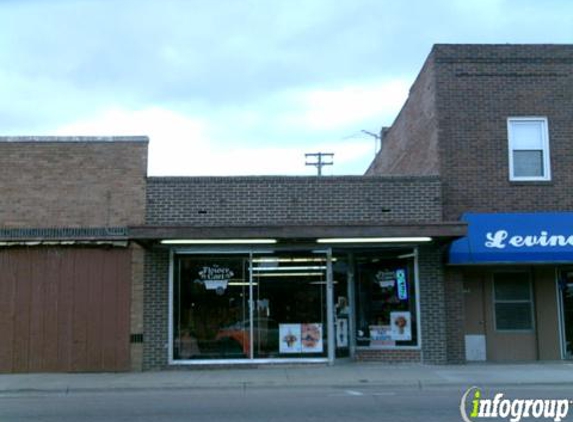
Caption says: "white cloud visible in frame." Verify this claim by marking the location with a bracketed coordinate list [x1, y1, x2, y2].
[279, 79, 409, 131]
[52, 106, 378, 176]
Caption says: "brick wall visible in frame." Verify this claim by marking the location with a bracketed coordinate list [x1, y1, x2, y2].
[130, 244, 145, 371]
[444, 268, 465, 363]
[0, 137, 148, 228]
[433, 44, 573, 220]
[146, 176, 443, 226]
[143, 248, 170, 370]
[355, 349, 421, 363]
[418, 245, 447, 364]
[366, 44, 573, 363]
[365, 55, 439, 176]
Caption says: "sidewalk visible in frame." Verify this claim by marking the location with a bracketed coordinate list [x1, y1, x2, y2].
[1, 362, 573, 394]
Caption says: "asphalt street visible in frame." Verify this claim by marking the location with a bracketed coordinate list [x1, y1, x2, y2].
[2, 385, 573, 422]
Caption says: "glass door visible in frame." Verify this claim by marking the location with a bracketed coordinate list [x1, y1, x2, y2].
[251, 252, 328, 359]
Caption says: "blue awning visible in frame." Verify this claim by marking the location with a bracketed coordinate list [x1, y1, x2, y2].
[449, 212, 573, 264]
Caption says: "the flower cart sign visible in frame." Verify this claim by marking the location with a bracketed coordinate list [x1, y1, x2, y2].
[195, 265, 234, 293]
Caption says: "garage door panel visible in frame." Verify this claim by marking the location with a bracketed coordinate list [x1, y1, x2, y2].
[57, 251, 75, 372]
[71, 250, 89, 372]
[42, 251, 61, 372]
[102, 251, 119, 369]
[0, 253, 16, 372]
[12, 253, 32, 372]
[0, 248, 131, 373]
[28, 253, 46, 372]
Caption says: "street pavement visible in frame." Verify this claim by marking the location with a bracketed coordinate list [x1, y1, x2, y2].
[1, 361, 573, 395]
[2, 384, 573, 422]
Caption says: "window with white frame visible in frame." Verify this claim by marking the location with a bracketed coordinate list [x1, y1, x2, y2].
[493, 272, 534, 331]
[507, 117, 551, 181]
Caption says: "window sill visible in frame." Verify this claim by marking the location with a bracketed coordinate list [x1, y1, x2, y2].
[509, 181, 554, 187]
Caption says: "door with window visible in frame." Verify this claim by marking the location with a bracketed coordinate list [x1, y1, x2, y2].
[484, 271, 537, 361]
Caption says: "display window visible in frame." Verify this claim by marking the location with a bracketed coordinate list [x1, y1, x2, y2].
[173, 255, 250, 360]
[172, 252, 328, 361]
[354, 253, 418, 348]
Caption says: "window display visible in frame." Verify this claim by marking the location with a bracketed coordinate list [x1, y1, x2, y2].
[173, 255, 250, 360]
[355, 253, 418, 347]
[172, 252, 328, 361]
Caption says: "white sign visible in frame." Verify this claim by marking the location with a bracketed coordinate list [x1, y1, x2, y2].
[369, 325, 394, 347]
[485, 230, 573, 249]
[195, 264, 234, 293]
[336, 318, 348, 348]
[301, 323, 323, 353]
[390, 311, 412, 341]
[279, 324, 302, 354]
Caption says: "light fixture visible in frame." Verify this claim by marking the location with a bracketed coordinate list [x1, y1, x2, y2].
[316, 237, 432, 243]
[254, 272, 324, 277]
[251, 266, 327, 271]
[251, 257, 334, 263]
[160, 239, 277, 245]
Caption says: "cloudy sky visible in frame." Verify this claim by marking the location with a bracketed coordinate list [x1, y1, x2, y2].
[1, 0, 571, 176]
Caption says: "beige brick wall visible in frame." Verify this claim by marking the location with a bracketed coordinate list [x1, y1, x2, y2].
[0, 137, 148, 228]
[130, 244, 145, 371]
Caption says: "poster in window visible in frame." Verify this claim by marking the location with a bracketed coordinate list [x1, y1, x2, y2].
[279, 324, 302, 353]
[301, 323, 323, 353]
[336, 318, 348, 348]
[369, 325, 394, 346]
[390, 311, 412, 341]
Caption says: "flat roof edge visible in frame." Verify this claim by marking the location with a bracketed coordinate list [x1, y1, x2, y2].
[0, 136, 149, 143]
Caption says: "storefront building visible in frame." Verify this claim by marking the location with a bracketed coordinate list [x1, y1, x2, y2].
[367, 44, 573, 362]
[0, 136, 148, 373]
[134, 176, 465, 368]
[450, 213, 573, 361]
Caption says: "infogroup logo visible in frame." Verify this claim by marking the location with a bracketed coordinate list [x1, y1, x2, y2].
[460, 387, 571, 422]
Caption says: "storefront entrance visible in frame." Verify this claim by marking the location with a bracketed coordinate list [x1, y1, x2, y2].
[171, 251, 331, 363]
[169, 246, 420, 365]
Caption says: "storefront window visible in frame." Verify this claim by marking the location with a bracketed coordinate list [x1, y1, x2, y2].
[355, 253, 418, 347]
[173, 255, 250, 360]
[172, 252, 328, 361]
[251, 254, 327, 358]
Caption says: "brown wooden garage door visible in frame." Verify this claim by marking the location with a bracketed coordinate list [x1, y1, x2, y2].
[0, 247, 131, 373]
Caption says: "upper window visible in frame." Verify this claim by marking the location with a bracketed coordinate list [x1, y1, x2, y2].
[507, 117, 551, 181]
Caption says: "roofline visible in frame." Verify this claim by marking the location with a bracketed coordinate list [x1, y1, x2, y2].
[0, 136, 149, 143]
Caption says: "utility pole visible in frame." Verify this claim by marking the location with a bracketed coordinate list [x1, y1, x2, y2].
[305, 152, 334, 176]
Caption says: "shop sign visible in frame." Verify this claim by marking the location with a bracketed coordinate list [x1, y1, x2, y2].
[396, 269, 408, 300]
[449, 212, 573, 264]
[375, 270, 396, 289]
[195, 265, 234, 293]
[369, 325, 394, 347]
